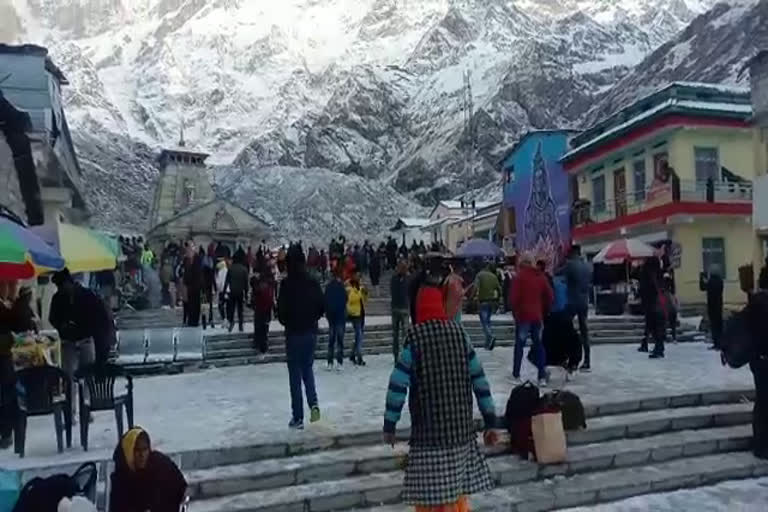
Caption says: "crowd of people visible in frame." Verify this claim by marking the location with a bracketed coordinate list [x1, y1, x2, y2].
[7, 227, 768, 512]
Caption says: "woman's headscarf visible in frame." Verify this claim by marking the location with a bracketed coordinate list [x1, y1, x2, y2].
[121, 427, 150, 471]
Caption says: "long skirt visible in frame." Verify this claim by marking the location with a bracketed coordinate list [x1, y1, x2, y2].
[415, 496, 469, 512]
[403, 441, 493, 506]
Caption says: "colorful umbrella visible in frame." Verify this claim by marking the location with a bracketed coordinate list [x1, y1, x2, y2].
[592, 238, 656, 264]
[0, 217, 65, 279]
[31, 221, 118, 273]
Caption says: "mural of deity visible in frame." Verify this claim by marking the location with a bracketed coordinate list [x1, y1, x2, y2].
[523, 141, 561, 253]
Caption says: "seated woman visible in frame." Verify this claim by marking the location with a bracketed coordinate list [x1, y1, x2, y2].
[110, 427, 187, 512]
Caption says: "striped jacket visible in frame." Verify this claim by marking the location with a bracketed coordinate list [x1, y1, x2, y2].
[384, 320, 496, 447]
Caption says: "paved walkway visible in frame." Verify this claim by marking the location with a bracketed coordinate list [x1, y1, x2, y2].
[560, 476, 768, 511]
[0, 342, 752, 470]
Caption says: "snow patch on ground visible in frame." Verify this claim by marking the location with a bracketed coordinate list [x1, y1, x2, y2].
[560, 477, 768, 511]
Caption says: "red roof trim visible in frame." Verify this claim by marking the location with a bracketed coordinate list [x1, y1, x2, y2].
[572, 201, 751, 240]
[563, 115, 750, 172]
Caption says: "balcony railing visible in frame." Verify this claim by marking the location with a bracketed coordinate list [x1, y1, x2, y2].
[572, 179, 753, 227]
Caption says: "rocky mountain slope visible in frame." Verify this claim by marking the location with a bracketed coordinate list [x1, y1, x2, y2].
[2, 0, 747, 238]
[588, 0, 767, 123]
[215, 165, 427, 246]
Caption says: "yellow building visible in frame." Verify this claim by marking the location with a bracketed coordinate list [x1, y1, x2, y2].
[562, 82, 754, 305]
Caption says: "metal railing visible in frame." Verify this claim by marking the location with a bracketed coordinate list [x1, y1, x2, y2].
[573, 179, 753, 226]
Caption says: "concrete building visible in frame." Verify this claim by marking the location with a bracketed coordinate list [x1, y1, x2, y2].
[422, 200, 496, 247]
[442, 201, 501, 252]
[0, 90, 42, 223]
[750, 51, 768, 284]
[390, 217, 430, 247]
[0, 44, 86, 225]
[563, 82, 755, 305]
[146, 138, 269, 250]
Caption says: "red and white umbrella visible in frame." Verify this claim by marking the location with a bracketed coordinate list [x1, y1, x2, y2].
[592, 238, 656, 264]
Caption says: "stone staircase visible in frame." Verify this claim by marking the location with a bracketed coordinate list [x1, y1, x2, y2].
[201, 318, 702, 368]
[175, 389, 763, 512]
[116, 272, 394, 330]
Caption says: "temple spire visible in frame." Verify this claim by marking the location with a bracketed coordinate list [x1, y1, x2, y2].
[178, 122, 186, 147]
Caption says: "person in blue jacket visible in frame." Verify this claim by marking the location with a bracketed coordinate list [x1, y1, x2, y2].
[324, 266, 348, 371]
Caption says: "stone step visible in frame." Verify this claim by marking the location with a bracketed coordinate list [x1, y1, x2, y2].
[180, 394, 755, 506]
[364, 453, 768, 512]
[188, 451, 768, 512]
[204, 327, 698, 350]
[204, 339, 516, 361]
[201, 333, 700, 364]
[204, 325, 696, 348]
[568, 402, 752, 445]
[205, 326, 514, 347]
[185, 423, 752, 501]
[120, 312, 654, 332]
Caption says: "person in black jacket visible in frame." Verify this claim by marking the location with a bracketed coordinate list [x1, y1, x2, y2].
[747, 289, 768, 459]
[226, 248, 249, 333]
[50, 269, 116, 418]
[277, 245, 325, 429]
[707, 265, 725, 350]
[110, 427, 187, 512]
[184, 253, 203, 327]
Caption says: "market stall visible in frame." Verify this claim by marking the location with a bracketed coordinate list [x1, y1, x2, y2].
[1, 214, 66, 367]
[591, 238, 656, 315]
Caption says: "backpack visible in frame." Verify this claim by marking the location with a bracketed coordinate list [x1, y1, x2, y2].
[12, 463, 96, 512]
[504, 381, 540, 460]
[542, 390, 586, 431]
[721, 308, 755, 369]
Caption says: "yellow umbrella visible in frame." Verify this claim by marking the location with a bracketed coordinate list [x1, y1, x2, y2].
[31, 221, 118, 273]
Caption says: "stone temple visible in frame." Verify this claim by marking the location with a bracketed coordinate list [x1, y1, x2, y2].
[146, 134, 268, 250]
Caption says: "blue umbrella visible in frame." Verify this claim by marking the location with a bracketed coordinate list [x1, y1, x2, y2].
[456, 239, 504, 259]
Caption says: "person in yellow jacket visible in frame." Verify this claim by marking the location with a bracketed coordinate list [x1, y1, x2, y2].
[346, 273, 369, 366]
[140, 244, 155, 266]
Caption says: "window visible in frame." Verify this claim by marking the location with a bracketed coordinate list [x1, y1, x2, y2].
[633, 160, 646, 202]
[702, 237, 726, 278]
[694, 147, 720, 183]
[592, 175, 606, 213]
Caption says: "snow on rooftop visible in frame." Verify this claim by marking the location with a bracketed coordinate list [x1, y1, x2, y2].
[668, 81, 750, 95]
[394, 217, 431, 228]
[564, 97, 752, 161]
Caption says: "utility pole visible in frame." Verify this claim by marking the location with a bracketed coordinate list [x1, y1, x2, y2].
[462, 68, 477, 238]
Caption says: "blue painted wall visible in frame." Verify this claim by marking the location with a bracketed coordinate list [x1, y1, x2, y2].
[501, 131, 572, 267]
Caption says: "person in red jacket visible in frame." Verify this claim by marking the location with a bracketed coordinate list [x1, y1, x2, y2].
[510, 256, 554, 386]
[250, 274, 275, 354]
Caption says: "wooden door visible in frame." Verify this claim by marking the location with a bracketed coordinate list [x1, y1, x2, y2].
[614, 168, 627, 218]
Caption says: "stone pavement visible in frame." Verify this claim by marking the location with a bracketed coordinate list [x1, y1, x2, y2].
[0, 342, 752, 470]
[560, 476, 768, 511]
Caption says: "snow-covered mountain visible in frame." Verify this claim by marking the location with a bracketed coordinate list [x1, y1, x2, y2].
[0, 0, 739, 237]
[588, 0, 767, 122]
[215, 165, 427, 247]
